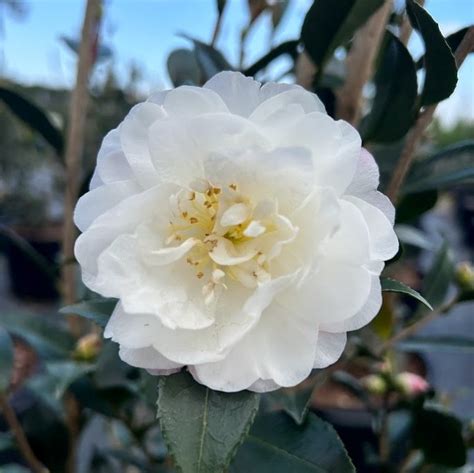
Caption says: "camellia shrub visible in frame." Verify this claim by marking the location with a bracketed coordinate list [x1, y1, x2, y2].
[0, 1, 473, 472]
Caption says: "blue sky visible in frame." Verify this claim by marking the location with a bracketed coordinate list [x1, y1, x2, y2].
[1, 0, 473, 125]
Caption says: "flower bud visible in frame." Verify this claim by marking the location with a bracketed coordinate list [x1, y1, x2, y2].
[395, 372, 429, 396]
[455, 262, 474, 291]
[74, 333, 101, 361]
[361, 374, 387, 395]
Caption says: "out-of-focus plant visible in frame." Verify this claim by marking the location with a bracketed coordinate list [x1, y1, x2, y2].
[0, 1, 473, 473]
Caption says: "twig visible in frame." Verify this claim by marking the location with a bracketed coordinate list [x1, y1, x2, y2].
[336, 0, 393, 125]
[61, 0, 102, 336]
[380, 295, 459, 353]
[399, 0, 425, 46]
[386, 26, 474, 203]
[0, 394, 49, 473]
[211, 5, 224, 47]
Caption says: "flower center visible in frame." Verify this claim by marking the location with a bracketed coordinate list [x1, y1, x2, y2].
[166, 179, 297, 304]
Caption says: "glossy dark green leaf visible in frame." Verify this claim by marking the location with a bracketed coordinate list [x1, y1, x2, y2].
[0, 86, 64, 155]
[382, 277, 433, 310]
[60, 298, 118, 328]
[232, 412, 355, 472]
[419, 242, 454, 312]
[413, 405, 466, 467]
[416, 27, 473, 70]
[301, 0, 384, 69]
[181, 35, 233, 82]
[1, 311, 74, 359]
[157, 371, 260, 473]
[396, 190, 438, 223]
[403, 141, 474, 193]
[399, 335, 474, 353]
[0, 327, 14, 393]
[406, 0, 457, 106]
[458, 289, 474, 303]
[361, 32, 418, 143]
[265, 372, 326, 425]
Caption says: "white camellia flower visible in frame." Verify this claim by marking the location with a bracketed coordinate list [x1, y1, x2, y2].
[75, 71, 398, 393]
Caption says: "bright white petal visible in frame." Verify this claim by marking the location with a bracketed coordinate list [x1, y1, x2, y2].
[312, 332, 347, 369]
[163, 85, 228, 116]
[204, 71, 261, 117]
[90, 129, 133, 190]
[345, 196, 399, 261]
[321, 275, 382, 332]
[119, 346, 182, 373]
[120, 102, 165, 187]
[74, 180, 140, 232]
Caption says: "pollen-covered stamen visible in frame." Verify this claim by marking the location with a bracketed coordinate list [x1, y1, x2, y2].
[165, 179, 297, 302]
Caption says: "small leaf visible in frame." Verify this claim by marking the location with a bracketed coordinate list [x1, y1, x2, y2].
[232, 412, 355, 472]
[413, 405, 467, 467]
[406, 0, 457, 106]
[167, 49, 201, 87]
[0, 86, 64, 155]
[403, 141, 474, 193]
[301, 0, 384, 69]
[399, 335, 474, 353]
[181, 34, 233, 82]
[361, 32, 418, 143]
[265, 372, 326, 425]
[381, 277, 433, 310]
[60, 298, 118, 328]
[0, 327, 14, 393]
[157, 371, 260, 473]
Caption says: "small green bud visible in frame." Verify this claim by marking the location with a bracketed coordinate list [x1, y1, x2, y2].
[74, 333, 101, 361]
[361, 374, 387, 395]
[455, 261, 474, 291]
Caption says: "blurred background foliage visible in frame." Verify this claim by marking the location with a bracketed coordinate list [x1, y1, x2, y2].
[0, 1, 473, 472]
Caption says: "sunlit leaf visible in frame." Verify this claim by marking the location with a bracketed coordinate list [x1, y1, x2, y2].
[381, 277, 433, 310]
[60, 298, 117, 328]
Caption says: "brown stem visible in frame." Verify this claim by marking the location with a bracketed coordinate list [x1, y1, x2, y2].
[61, 0, 102, 336]
[0, 394, 48, 473]
[399, 0, 425, 46]
[386, 26, 474, 203]
[380, 295, 459, 353]
[336, 0, 393, 125]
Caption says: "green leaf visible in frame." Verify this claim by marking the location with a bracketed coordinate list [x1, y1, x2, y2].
[381, 277, 433, 310]
[396, 190, 438, 223]
[403, 141, 474, 193]
[413, 405, 466, 467]
[181, 35, 233, 82]
[419, 242, 454, 311]
[301, 0, 384, 69]
[416, 27, 473, 70]
[361, 31, 418, 143]
[0, 466, 31, 473]
[399, 335, 474, 353]
[0, 327, 14, 393]
[0, 86, 64, 155]
[157, 371, 260, 473]
[244, 41, 299, 76]
[1, 311, 74, 359]
[60, 298, 117, 328]
[406, 0, 457, 106]
[265, 372, 326, 425]
[232, 412, 355, 472]
[167, 49, 201, 87]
